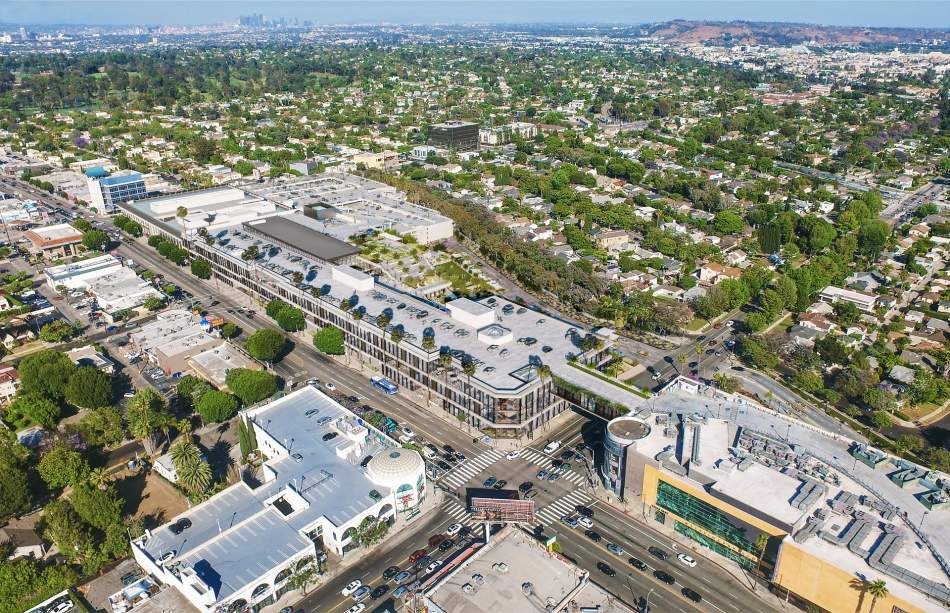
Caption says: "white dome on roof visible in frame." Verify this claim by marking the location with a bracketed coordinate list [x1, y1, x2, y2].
[366, 449, 424, 486]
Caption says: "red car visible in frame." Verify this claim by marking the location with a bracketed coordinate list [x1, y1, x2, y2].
[408, 549, 428, 564]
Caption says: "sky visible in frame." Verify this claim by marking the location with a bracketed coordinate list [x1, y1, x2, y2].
[1, 1, 948, 28]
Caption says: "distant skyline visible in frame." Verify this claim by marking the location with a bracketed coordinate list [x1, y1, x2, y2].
[1, 1, 949, 29]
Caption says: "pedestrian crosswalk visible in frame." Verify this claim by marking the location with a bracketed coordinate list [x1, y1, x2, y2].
[440, 499, 483, 527]
[519, 448, 554, 466]
[534, 491, 593, 526]
[439, 449, 504, 489]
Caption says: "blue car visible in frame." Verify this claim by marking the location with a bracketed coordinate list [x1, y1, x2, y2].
[560, 516, 579, 528]
[483, 476, 497, 488]
[393, 585, 409, 599]
[536, 470, 548, 480]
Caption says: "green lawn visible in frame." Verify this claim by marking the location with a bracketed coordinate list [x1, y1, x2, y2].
[435, 260, 490, 294]
[685, 318, 709, 332]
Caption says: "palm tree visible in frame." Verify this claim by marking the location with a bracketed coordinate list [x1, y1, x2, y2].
[87, 467, 110, 490]
[753, 533, 769, 578]
[390, 326, 404, 344]
[340, 298, 352, 313]
[171, 441, 211, 495]
[376, 312, 390, 330]
[866, 579, 888, 613]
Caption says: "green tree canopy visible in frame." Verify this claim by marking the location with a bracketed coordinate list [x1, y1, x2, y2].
[312, 326, 345, 355]
[38, 320, 76, 343]
[75, 407, 125, 447]
[124, 388, 173, 455]
[225, 369, 277, 406]
[0, 430, 32, 521]
[245, 328, 285, 363]
[175, 375, 212, 411]
[18, 350, 77, 400]
[38, 444, 90, 489]
[196, 390, 238, 423]
[65, 366, 113, 409]
[81, 229, 110, 251]
[190, 258, 212, 279]
[5, 392, 62, 429]
[70, 482, 123, 531]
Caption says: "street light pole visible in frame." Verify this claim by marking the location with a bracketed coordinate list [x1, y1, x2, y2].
[645, 587, 655, 612]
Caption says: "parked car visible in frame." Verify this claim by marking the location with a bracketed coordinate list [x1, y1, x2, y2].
[344, 605, 366, 613]
[383, 566, 400, 579]
[408, 549, 427, 564]
[492, 479, 507, 490]
[394, 570, 412, 583]
[428, 534, 446, 548]
[439, 538, 455, 551]
[169, 518, 192, 535]
[425, 560, 442, 573]
[524, 489, 538, 500]
[370, 585, 389, 599]
[392, 586, 409, 599]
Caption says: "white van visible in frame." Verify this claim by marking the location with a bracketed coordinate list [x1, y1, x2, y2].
[543, 440, 561, 454]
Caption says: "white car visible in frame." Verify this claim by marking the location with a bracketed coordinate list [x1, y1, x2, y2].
[48, 600, 73, 613]
[402, 425, 415, 437]
[325, 382, 336, 391]
[446, 523, 463, 536]
[425, 560, 443, 573]
[505, 448, 522, 460]
[543, 440, 561, 454]
[677, 553, 697, 568]
[345, 605, 366, 613]
[341, 580, 363, 597]
[578, 516, 594, 529]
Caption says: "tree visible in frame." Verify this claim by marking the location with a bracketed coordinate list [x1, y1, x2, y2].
[38, 320, 76, 343]
[713, 210, 744, 234]
[220, 322, 240, 339]
[909, 369, 950, 405]
[142, 296, 165, 311]
[190, 258, 212, 279]
[170, 440, 211, 495]
[285, 563, 320, 596]
[70, 482, 122, 531]
[815, 336, 849, 366]
[65, 366, 113, 409]
[793, 370, 824, 394]
[858, 220, 890, 260]
[41, 500, 94, 565]
[0, 556, 77, 613]
[124, 388, 173, 455]
[81, 229, 110, 252]
[274, 306, 305, 332]
[0, 430, 32, 521]
[175, 375, 212, 411]
[245, 328, 285, 363]
[713, 373, 740, 393]
[196, 390, 238, 424]
[313, 326, 345, 355]
[241, 245, 259, 261]
[863, 388, 896, 413]
[871, 411, 893, 430]
[74, 406, 124, 449]
[176, 206, 188, 218]
[5, 392, 62, 429]
[226, 369, 277, 406]
[376, 312, 391, 330]
[736, 335, 779, 369]
[17, 350, 77, 400]
[866, 579, 888, 613]
[353, 516, 389, 546]
[38, 444, 90, 489]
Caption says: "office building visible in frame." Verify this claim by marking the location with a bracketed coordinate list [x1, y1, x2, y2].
[428, 120, 479, 152]
[602, 378, 950, 613]
[86, 169, 146, 215]
[132, 386, 424, 613]
[44, 254, 163, 316]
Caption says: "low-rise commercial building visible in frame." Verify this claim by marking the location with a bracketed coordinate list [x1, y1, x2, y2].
[187, 342, 259, 389]
[132, 386, 424, 613]
[128, 310, 220, 374]
[819, 285, 878, 313]
[24, 223, 84, 259]
[603, 378, 950, 613]
[44, 254, 163, 315]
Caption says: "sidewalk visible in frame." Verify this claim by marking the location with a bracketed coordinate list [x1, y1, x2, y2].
[265, 484, 446, 612]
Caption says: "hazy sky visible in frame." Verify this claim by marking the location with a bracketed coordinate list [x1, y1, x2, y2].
[1, 1, 948, 28]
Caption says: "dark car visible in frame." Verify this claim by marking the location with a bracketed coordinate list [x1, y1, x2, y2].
[492, 479, 508, 490]
[443, 444, 456, 453]
[654, 570, 675, 585]
[519, 481, 534, 493]
[438, 538, 455, 551]
[648, 546, 669, 561]
[681, 587, 702, 603]
[383, 566, 400, 580]
[322, 432, 339, 441]
[560, 450, 574, 460]
[483, 476, 497, 488]
[360, 455, 374, 468]
[458, 525, 472, 538]
[437, 461, 451, 470]
[628, 557, 648, 571]
[584, 530, 602, 542]
[371, 585, 390, 599]
[169, 518, 192, 535]
[597, 562, 616, 577]
[575, 505, 594, 518]
[414, 555, 431, 569]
